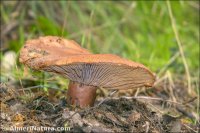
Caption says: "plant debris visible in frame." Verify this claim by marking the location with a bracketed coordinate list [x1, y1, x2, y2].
[0, 81, 198, 133]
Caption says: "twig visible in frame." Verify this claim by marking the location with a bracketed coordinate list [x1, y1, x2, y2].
[166, 1, 192, 95]
[108, 90, 118, 97]
[183, 123, 198, 133]
[157, 51, 180, 76]
[18, 85, 60, 91]
[183, 97, 197, 105]
[195, 80, 199, 124]
[176, 106, 196, 120]
[147, 102, 164, 114]
[18, 85, 44, 90]
[134, 88, 140, 97]
[145, 121, 150, 133]
[167, 71, 177, 102]
[112, 96, 185, 106]
[15, 64, 25, 95]
[60, 1, 69, 37]
[154, 74, 168, 85]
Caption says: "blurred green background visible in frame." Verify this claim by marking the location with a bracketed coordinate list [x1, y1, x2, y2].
[1, 1, 199, 84]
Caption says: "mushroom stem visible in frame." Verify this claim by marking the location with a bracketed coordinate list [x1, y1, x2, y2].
[67, 81, 97, 108]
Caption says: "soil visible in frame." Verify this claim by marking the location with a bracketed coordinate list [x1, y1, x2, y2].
[0, 78, 198, 133]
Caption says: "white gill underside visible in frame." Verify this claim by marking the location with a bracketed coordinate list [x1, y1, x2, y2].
[44, 63, 153, 90]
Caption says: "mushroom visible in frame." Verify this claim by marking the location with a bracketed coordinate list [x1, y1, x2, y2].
[20, 36, 155, 108]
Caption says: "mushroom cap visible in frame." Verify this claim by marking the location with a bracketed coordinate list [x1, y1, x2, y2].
[20, 36, 155, 90]
[20, 36, 91, 64]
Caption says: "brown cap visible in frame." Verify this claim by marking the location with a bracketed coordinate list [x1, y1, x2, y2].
[20, 36, 91, 64]
[20, 36, 155, 90]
